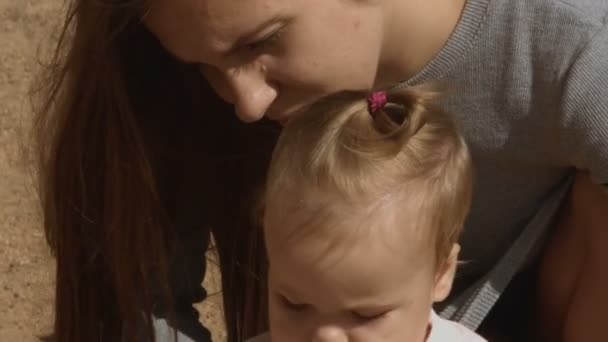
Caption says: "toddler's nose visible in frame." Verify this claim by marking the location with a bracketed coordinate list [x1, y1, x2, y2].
[312, 325, 348, 342]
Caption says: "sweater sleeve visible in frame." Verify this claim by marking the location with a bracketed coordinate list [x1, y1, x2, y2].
[559, 24, 608, 186]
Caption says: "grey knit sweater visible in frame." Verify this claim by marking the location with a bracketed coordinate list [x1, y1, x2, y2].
[396, 0, 608, 329]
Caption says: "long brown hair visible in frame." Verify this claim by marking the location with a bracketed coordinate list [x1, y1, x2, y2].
[33, 1, 275, 341]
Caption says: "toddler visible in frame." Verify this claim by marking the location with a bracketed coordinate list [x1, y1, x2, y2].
[255, 88, 485, 342]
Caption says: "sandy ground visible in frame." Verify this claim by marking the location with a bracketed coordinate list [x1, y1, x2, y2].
[0, 1, 225, 341]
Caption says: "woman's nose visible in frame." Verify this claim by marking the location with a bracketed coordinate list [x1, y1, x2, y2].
[312, 325, 349, 342]
[203, 64, 278, 122]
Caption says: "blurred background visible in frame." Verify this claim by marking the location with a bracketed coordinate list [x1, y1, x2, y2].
[0, 1, 225, 341]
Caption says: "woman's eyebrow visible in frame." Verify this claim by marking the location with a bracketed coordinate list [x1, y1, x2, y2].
[168, 15, 287, 65]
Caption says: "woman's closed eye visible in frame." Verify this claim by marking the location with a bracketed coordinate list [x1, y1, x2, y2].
[245, 26, 287, 52]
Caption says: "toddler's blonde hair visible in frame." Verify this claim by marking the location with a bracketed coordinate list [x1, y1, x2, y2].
[264, 87, 473, 267]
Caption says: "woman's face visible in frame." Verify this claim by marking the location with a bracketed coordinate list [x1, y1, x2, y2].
[145, 0, 387, 123]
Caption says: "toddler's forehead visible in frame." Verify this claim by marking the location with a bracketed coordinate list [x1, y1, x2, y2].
[265, 189, 434, 259]
[267, 211, 438, 301]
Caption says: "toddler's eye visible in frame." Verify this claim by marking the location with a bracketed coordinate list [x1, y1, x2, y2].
[280, 295, 308, 312]
[352, 310, 388, 321]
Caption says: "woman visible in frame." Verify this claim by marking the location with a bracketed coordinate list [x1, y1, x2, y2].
[34, 0, 608, 341]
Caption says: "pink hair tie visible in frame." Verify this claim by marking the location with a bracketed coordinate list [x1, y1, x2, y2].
[367, 91, 388, 115]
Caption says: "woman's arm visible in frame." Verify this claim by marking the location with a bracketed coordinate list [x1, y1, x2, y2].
[562, 172, 608, 341]
[538, 172, 608, 341]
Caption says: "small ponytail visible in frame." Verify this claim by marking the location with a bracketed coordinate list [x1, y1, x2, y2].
[265, 85, 472, 268]
[275, 86, 457, 179]
[309, 85, 449, 163]
[370, 86, 440, 137]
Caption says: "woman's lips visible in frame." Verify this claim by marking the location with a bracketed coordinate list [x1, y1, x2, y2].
[267, 113, 290, 126]
[266, 110, 292, 124]
[266, 102, 310, 125]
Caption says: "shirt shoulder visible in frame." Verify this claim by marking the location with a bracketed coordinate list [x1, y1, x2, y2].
[428, 312, 487, 342]
[558, 24, 608, 185]
[488, 0, 607, 63]
[545, 0, 608, 22]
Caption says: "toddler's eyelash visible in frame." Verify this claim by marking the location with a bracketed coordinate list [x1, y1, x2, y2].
[280, 295, 307, 311]
[352, 310, 388, 321]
